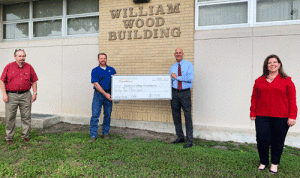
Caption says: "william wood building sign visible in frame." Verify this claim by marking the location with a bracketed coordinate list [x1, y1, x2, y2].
[109, 3, 181, 40]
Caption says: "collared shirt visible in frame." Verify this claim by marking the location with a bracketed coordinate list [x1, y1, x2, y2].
[0, 62, 38, 92]
[250, 75, 297, 119]
[169, 59, 194, 90]
[91, 65, 116, 90]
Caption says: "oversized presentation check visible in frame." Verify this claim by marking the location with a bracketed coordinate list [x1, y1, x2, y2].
[111, 75, 172, 100]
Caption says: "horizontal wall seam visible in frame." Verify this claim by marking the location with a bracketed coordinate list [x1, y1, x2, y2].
[194, 33, 300, 41]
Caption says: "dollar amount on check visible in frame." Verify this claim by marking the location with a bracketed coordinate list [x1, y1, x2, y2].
[111, 75, 172, 100]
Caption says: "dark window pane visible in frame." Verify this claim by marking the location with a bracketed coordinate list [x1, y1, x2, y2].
[67, 0, 99, 15]
[3, 3, 29, 21]
[33, 0, 63, 18]
[33, 20, 62, 37]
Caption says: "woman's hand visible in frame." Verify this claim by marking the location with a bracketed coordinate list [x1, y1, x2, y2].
[250, 117, 256, 120]
[287, 118, 296, 127]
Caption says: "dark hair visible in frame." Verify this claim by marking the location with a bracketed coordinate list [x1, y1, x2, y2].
[14, 49, 26, 56]
[262, 54, 288, 78]
[98, 53, 107, 59]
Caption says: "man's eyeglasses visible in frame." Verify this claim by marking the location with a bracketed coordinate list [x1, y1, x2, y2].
[14, 49, 25, 55]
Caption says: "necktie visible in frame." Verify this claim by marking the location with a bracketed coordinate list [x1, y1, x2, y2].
[178, 64, 182, 90]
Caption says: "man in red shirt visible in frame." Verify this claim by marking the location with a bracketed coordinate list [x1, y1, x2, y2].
[0, 49, 38, 145]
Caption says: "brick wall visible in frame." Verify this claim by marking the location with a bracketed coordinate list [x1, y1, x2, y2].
[99, 0, 194, 123]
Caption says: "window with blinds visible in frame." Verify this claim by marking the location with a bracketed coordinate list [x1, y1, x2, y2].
[195, 0, 300, 30]
[2, 0, 99, 40]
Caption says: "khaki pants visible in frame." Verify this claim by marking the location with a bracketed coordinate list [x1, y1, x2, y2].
[5, 91, 32, 141]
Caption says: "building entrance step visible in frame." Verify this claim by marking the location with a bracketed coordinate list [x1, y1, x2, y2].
[16, 114, 60, 129]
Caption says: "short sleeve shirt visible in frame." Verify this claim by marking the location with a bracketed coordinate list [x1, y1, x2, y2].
[0, 62, 38, 92]
[91, 65, 116, 90]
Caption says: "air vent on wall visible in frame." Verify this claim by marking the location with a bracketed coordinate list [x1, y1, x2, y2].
[133, 0, 150, 3]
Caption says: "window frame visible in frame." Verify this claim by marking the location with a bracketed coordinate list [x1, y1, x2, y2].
[254, 0, 300, 27]
[195, 0, 252, 30]
[195, 0, 300, 30]
[1, 0, 99, 41]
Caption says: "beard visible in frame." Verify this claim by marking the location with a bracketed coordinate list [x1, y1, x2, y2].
[100, 61, 106, 66]
[18, 60, 25, 65]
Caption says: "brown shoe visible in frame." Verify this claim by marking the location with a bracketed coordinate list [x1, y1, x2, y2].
[103, 134, 110, 140]
[6, 140, 13, 145]
[89, 137, 97, 142]
[22, 138, 29, 143]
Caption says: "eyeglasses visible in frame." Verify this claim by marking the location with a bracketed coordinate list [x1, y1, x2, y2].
[14, 49, 25, 55]
[15, 49, 24, 52]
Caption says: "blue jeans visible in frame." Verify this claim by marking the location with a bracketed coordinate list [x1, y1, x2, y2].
[90, 90, 113, 137]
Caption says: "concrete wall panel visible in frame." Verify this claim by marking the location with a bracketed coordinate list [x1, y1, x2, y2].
[194, 37, 253, 128]
[61, 44, 99, 117]
[27, 46, 63, 114]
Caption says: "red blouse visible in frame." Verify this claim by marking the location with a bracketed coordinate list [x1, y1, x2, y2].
[250, 75, 297, 119]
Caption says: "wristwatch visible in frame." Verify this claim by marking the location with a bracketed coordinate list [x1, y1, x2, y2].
[33, 92, 37, 95]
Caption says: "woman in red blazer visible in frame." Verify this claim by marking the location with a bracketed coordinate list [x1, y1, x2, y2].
[250, 54, 297, 175]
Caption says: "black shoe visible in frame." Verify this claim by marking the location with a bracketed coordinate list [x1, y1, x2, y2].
[184, 143, 193, 148]
[6, 140, 13, 145]
[171, 138, 184, 144]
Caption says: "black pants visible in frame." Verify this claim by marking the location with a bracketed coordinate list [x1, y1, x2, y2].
[171, 89, 193, 144]
[255, 116, 289, 165]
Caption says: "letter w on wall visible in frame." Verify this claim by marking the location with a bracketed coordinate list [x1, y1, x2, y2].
[122, 19, 136, 29]
[110, 9, 122, 19]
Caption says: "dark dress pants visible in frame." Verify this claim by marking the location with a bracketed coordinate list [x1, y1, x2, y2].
[255, 116, 289, 165]
[171, 89, 193, 144]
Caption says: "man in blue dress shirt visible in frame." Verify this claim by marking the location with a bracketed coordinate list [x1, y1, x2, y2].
[169, 48, 194, 148]
[90, 53, 116, 142]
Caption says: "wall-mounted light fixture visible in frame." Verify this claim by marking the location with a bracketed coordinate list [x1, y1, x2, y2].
[133, 0, 150, 4]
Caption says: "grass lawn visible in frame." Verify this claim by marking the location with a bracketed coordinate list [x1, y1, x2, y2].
[1, 124, 300, 177]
